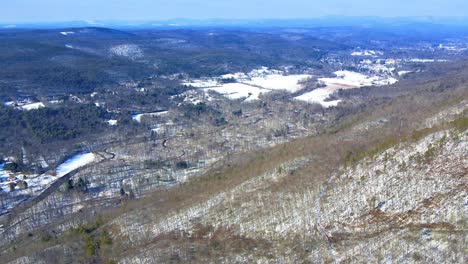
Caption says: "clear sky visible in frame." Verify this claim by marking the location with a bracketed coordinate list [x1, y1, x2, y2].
[1, 0, 467, 23]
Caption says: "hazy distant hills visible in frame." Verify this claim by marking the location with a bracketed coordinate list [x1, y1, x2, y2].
[2, 16, 468, 30]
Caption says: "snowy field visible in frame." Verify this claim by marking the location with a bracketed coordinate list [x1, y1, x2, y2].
[320, 70, 397, 87]
[295, 70, 398, 107]
[56, 152, 96, 176]
[204, 83, 270, 101]
[183, 67, 312, 102]
[295, 88, 342, 108]
[245, 74, 312, 92]
[182, 67, 402, 107]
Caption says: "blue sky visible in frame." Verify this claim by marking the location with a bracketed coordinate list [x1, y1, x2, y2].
[1, 0, 467, 23]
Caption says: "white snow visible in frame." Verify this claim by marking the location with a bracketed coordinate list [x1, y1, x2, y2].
[60, 31, 75, 36]
[107, 120, 118, 126]
[220, 72, 247, 80]
[408, 59, 435, 63]
[183, 79, 219, 88]
[295, 88, 342, 108]
[152, 125, 164, 133]
[55, 153, 96, 177]
[183, 67, 312, 102]
[398, 71, 412, 76]
[132, 111, 168, 123]
[19, 102, 45, 111]
[361, 63, 396, 75]
[25, 174, 57, 190]
[174, 90, 214, 105]
[438, 44, 467, 52]
[0, 153, 96, 213]
[320, 70, 397, 87]
[204, 83, 269, 102]
[351, 50, 383, 56]
[295, 70, 397, 108]
[8, 101, 46, 111]
[245, 74, 312, 92]
[110, 44, 143, 59]
[0, 164, 8, 182]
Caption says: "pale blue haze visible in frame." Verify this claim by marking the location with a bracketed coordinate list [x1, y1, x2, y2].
[1, 0, 467, 23]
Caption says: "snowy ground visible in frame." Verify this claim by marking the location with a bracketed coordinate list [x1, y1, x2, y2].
[407, 58, 448, 63]
[181, 67, 401, 107]
[106, 120, 118, 126]
[398, 70, 412, 76]
[3, 100, 46, 111]
[56, 153, 96, 177]
[351, 50, 383, 56]
[110, 44, 143, 59]
[132, 111, 169, 123]
[183, 67, 312, 102]
[295, 88, 342, 108]
[1, 153, 96, 214]
[295, 70, 397, 107]
[19, 102, 45, 111]
[204, 83, 270, 102]
[60, 31, 75, 36]
[244, 74, 312, 92]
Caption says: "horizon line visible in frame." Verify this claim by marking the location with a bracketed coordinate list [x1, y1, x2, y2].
[2, 15, 468, 25]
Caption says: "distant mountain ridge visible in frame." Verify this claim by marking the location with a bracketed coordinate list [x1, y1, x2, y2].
[2, 16, 468, 30]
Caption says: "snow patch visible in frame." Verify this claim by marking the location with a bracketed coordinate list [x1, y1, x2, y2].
[183, 79, 219, 88]
[183, 67, 312, 102]
[19, 102, 45, 111]
[407, 59, 448, 63]
[107, 120, 118, 126]
[204, 83, 269, 102]
[351, 50, 383, 56]
[132, 111, 168, 123]
[245, 74, 312, 92]
[4, 100, 46, 111]
[60, 31, 75, 36]
[56, 153, 96, 177]
[321, 70, 397, 87]
[295, 70, 397, 108]
[295, 89, 341, 108]
[398, 71, 412, 76]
